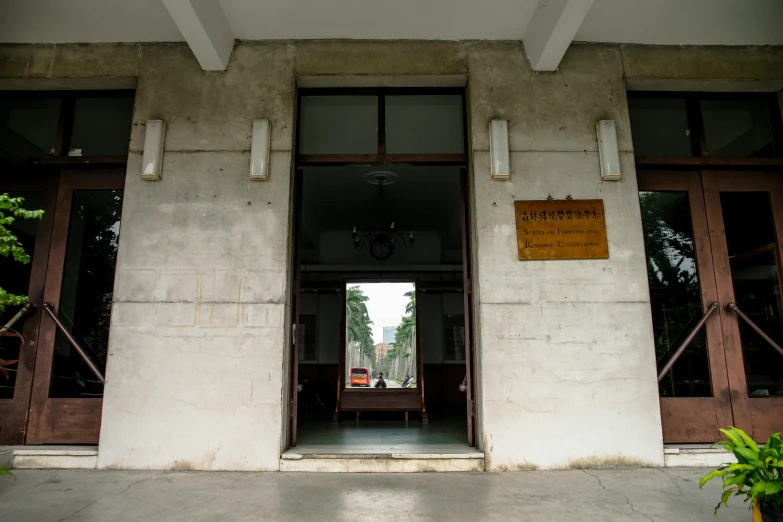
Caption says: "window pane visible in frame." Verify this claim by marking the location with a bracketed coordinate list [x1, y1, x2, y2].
[299, 95, 378, 154]
[720, 192, 783, 397]
[639, 191, 712, 397]
[0, 97, 61, 157]
[385, 95, 464, 154]
[628, 97, 693, 157]
[69, 96, 134, 156]
[50, 189, 123, 398]
[0, 192, 42, 399]
[701, 99, 775, 158]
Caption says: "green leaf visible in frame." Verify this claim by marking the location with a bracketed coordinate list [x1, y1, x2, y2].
[737, 429, 760, 453]
[700, 469, 725, 488]
[723, 473, 749, 488]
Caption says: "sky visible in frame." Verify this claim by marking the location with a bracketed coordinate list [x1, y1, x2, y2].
[352, 282, 414, 344]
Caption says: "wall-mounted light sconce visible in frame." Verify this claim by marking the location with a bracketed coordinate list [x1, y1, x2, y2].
[489, 119, 510, 181]
[141, 120, 166, 181]
[250, 119, 271, 181]
[596, 120, 621, 181]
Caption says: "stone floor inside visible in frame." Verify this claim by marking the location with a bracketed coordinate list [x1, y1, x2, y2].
[0, 467, 747, 521]
[293, 408, 472, 455]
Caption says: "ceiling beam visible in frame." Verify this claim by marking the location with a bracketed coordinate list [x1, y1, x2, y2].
[161, 0, 234, 71]
[523, 0, 594, 72]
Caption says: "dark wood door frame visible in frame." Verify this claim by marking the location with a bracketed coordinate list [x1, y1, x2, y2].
[638, 170, 734, 443]
[0, 172, 59, 445]
[25, 169, 125, 444]
[459, 168, 476, 447]
[702, 170, 783, 441]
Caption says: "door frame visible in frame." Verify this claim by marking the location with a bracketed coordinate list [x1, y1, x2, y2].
[638, 170, 735, 442]
[25, 168, 125, 444]
[285, 86, 479, 449]
[0, 172, 59, 445]
[702, 169, 783, 440]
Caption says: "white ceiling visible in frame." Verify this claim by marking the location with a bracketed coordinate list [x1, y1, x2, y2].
[0, 0, 781, 45]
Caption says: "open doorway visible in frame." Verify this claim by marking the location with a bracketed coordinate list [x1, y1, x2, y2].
[287, 89, 476, 451]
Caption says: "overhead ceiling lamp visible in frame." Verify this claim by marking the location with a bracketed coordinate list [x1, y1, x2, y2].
[596, 120, 621, 181]
[351, 171, 415, 261]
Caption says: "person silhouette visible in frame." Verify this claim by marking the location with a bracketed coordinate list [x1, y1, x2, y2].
[374, 372, 387, 389]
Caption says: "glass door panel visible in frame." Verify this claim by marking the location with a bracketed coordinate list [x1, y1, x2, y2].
[719, 192, 783, 397]
[640, 190, 713, 397]
[50, 189, 122, 398]
[0, 191, 42, 399]
[637, 171, 734, 443]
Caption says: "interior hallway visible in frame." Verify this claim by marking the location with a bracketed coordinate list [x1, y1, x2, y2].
[0, 467, 745, 521]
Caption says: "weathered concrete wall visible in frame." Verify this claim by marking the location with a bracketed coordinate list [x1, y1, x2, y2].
[101, 43, 296, 471]
[2, 40, 782, 471]
[468, 42, 663, 469]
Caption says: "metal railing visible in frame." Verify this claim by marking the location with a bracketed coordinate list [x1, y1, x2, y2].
[658, 301, 720, 382]
[0, 302, 34, 333]
[724, 302, 783, 359]
[42, 303, 105, 384]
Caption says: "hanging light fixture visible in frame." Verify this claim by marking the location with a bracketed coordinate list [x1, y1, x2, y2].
[351, 171, 415, 261]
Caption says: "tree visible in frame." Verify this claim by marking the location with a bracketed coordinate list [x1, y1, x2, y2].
[0, 194, 44, 312]
[346, 286, 374, 363]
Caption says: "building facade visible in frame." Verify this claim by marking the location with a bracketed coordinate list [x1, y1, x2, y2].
[1, 1, 782, 472]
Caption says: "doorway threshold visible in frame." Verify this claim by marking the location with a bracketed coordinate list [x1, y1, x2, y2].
[281, 444, 484, 472]
[664, 444, 736, 467]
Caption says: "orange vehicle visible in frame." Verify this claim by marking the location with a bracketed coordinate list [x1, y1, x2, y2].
[350, 367, 371, 387]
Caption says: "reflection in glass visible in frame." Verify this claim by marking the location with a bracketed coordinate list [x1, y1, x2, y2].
[345, 283, 416, 389]
[298, 314, 317, 362]
[628, 97, 693, 157]
[701, 100, 775, 158]
[639, 191, 712, 397]
[69, 96, 134, 156]
[49, 190, 123, 398]
[443, 314, 465, 362]
[0, 97, 61, 157]
[721, 192, 783, 397]
[0, 192, 41, 399]
[299, 96, 378, 154]
[385, 95, 464, 154]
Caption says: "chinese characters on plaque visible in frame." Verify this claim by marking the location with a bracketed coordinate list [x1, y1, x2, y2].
[514, 200, 609, 260]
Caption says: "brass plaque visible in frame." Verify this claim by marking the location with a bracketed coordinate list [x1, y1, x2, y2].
[514, 200, 609, 260]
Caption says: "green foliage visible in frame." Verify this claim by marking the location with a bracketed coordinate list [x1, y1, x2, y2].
[346, 286, 375, 364]
[0, 194, 44, 313]
[700, 427, 783, 516]
[0, 466, 14, 480]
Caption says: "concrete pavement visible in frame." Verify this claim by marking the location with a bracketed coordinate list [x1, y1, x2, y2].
[0, 468, 750, 521]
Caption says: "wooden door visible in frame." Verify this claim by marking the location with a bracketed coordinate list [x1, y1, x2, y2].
[0, 172, 58, 445]
[703, 170, 783, 441]
[25, 169, 125, 444]
[287, 169, 304, 448]
[638, 170, 734, 442]
[459, 169, 476, 446]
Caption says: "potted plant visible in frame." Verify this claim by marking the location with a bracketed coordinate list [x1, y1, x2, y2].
[700, 427, 783, 521]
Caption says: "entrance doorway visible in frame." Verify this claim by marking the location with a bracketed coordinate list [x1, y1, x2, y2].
[286, 88, 477, 450]
[631, 91, 783, 442]
[0, 90, 131, 445]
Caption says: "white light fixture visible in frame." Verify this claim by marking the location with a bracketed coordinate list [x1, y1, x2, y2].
[596, 120, 621, 181]
[489, 119, 510, 181]
[250, 119, 271, 181]
[141, 120, 166, 181]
